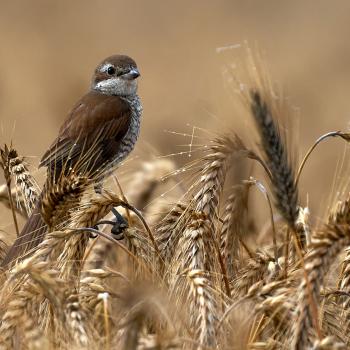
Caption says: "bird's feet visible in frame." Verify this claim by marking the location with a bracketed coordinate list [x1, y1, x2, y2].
[110, 207, 129, 239]
[91, 207, 129, 240]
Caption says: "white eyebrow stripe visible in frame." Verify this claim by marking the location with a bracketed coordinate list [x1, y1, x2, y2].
[100, 63, 113, 72]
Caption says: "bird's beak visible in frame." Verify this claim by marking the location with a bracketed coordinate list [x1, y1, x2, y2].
[122, 68, 140, 80]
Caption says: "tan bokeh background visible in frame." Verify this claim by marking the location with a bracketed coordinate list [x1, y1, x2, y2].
[1, 0, 350, 231]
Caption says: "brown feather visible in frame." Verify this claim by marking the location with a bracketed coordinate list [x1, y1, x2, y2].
[2, 204, 45, 266]
[40, 91, 131, 179]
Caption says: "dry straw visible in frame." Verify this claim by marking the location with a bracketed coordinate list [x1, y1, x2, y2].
[2, 49, 350, 350]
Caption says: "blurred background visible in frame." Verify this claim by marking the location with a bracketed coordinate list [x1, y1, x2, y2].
[1, 0, 350, 230]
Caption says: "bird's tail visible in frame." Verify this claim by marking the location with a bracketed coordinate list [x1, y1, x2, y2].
[1, 200, 46, 267]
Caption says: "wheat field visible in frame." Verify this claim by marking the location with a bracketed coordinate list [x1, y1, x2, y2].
[1, 49, 350, 350]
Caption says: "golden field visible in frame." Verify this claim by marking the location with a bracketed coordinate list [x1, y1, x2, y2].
[1, 1, 350, 349]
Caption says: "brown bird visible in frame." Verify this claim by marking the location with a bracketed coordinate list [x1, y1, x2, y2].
[2, 54, 142, 266]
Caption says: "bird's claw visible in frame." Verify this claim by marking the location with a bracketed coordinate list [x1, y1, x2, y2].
[111, 220, 128, 240]
[92, 208, 129, 240]
[110, 208, 129, 240]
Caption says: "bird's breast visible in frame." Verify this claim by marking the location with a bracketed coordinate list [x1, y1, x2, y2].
[109, 95, 142, 169]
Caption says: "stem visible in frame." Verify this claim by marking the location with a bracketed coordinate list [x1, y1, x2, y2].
[119, 202, 162, 262]
[295, 131, 340, 187]
[248, 152, 273, 181]
[265, 188, 278, 262]
[247, 178, 278, 262]
[284, 229, 290, 279]
[212, 236, 231, 298]
[250, 314, 268, 345]
[239, 237, 253, 259]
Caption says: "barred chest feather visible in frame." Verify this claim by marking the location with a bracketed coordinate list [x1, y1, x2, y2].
[109, 94, 142, 170]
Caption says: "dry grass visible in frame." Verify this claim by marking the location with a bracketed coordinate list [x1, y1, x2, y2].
[2, 57, 350, 350]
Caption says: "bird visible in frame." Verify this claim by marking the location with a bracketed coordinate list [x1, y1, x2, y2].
[2, 54, 142, 267]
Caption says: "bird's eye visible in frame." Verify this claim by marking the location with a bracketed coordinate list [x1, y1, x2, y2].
[107, 66, 116, 75]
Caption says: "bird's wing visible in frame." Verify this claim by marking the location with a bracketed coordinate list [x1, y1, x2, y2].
[40, 91, 131, 177]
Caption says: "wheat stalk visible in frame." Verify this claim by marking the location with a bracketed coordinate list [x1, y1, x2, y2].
[292, 224, 350, 350]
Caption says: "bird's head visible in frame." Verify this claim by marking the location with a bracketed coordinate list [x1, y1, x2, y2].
[91, 55, 140, 96]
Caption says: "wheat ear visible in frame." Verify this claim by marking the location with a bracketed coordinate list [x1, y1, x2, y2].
[292, 224, 350, 350]
[250, 91, 299, 241]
